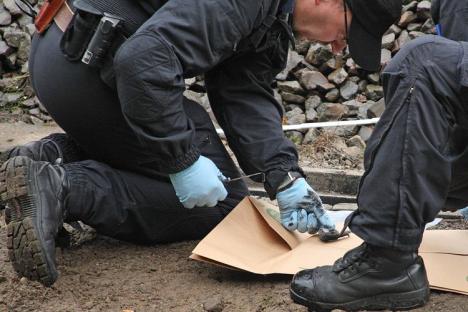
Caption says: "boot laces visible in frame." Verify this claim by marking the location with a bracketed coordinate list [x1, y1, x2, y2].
[339, 244, 377, 274]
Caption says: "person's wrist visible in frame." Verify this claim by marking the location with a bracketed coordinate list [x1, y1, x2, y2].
[277, 171, 303, 194]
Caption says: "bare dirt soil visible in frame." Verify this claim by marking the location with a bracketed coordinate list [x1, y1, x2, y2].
[1, 212, 468, 312]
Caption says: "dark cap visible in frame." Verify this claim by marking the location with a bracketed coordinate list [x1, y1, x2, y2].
[346, 0, 402, 71]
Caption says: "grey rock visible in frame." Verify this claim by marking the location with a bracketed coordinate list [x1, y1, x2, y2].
[385, 24, 402, 36]
[317, 103, 348, 121]
[417, 0, 431, 12]
[16, 14, 33, 27]
[406, 23, 421, 32]
[300, 70, 335, 91]
[184, 77, 196, 87]
[285, 104, 301, 112]
[349, 76, 360, 83]
[359, 126, 374, 142]
[365, 84, 384, 101]
[305, 107, 317, 122]
[305, 43, 333, 66]
[0, 6, 12, 26]
[358, 80, 368, 93]
[367, 98, 385, 118]
[285, 130, 304, 145]
[28, 107, 40, 116]
[417, 0, 432, 20]
[276, 50, 303, 81]
[0, 77, 24, 91]
[30, 115, 44, 125]
[380, 49, 392, 66]
[21, 97, 36, 108]
[303, 128, 320, 145]
[325, 88, 340, 102]
[40, 114, 53, 122]
[277, 80, 304, 94]
[323, 58, 338, 72]
[203, 296, 224, 312]
[4, 92, 23, 104]
[325, 125, 359, 137]
[342, 99, 360, 116]
[357, 101, 374, 119]
[345, 146, 363, 159]
[367, 73, 380, 84]
[281, 92, 306, 104]
[402, 1, 418, 13]
[3, 28, 26, 48]
[6, 52, 16, 67]
[327, 67, 348, 85]
[25, 24, 36, 36]
[295, 38, 311, 55]
[273, 88, 283, 105]
[3, 0, 22, 15]
[394, 30, 411, 53]
[340, 80, 358, 100]
[305, 95, 322, 110]
[398, 11, 417, 28]
[347, 135, 366, 149]
[421, 18, 435, 33]
[17, 36, 31, 63]
[285, 107, 306, 125]
[345, 57, 359, 75]
[0, 40, 12, 56]
[381, 33, 395, 50]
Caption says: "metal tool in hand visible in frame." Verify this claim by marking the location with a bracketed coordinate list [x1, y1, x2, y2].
[219, 172, 265, 184]
[318, 227, 350, 242]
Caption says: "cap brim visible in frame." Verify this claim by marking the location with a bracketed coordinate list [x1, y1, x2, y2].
[348, 18, 381, 72]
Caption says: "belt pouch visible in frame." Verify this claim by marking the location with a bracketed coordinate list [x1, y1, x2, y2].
[60, 0, 102, 61]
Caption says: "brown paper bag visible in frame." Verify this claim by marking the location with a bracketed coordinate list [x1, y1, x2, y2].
[191, 197, 468, 295]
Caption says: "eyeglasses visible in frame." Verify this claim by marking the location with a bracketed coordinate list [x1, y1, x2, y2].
[343, 0, 349, 43]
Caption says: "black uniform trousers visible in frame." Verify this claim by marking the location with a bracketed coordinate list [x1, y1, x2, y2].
[29, 23, 249, 244]
[350, 36, 468, 251]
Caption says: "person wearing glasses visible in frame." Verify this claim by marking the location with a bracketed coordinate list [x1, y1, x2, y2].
[291, 1, 468, 312]
[1, 0, 400, 288]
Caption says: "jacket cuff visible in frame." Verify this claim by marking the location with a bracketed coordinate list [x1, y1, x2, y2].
[264, 165, 305, 200]
[143, 145, 201, 174]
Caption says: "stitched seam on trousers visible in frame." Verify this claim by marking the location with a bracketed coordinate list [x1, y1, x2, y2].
[356, 83, 416, 209]
[394, 82, 417, 248]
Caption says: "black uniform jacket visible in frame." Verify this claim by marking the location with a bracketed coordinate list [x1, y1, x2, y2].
[111, 0, 301, 198]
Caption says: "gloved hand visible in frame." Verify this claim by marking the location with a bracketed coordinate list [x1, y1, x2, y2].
[169, 156, 228, 209]
[277, 178, 335, 234]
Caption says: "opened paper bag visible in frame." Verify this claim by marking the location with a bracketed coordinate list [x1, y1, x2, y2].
[191, 197, 468, 295]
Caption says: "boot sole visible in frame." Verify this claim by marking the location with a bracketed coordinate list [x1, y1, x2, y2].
[0, 156, 57, 286]
[290, 285, 430, 312]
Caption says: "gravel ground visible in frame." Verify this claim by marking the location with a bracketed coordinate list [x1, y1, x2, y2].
[1, 211, 468, 312]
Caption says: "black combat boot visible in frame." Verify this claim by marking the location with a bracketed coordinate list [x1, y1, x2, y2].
[1, 133, 84, 164]
[0, 133, 83, 224]
[0, 156, 69, 286]
[290, 243, 430, 312]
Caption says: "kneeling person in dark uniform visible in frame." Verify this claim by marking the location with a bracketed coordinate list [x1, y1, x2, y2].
[1, 0, 398, 291]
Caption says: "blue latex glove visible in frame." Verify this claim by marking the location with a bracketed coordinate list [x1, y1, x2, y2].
[169, 156, 228, 209]
[277, 178, 335, 234]
[458, 207, 468, 220]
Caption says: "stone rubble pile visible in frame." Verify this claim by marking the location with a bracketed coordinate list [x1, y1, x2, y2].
[0, 0, 435, 150]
